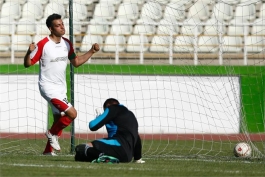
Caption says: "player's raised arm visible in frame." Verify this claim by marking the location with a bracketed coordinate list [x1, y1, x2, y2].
[24, 42, 35, 68]
[71, 43, 100, 67]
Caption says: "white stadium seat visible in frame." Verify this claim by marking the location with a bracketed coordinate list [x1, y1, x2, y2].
[122, 0, 145, 5]
[99, 0, 122, 5]
[80, 35, 103, 52]
[234, 3, 256, 21]
[259, 3, 265, 18]
[103, 35, 126, 52]
[66, 2, 88, 21]
[222, 36, 243, 52]
[0, 35, 11, 51]
[197, 36, 219, 53]
[63, 18, 82, 35]
[164, 2, 186, 21]
[0, 17, 15, 35]
[110, 18, 133, 35]
[22, 1, 44, 20]
[44, 2, 66, 19]
[28, 0, 49, 5]
[36, 18, 50, 36]
[140, 1, 163, 21]
[228, 18, 249, 36]
[0, 1, 21, 20]
[93, 3, 115, 21]
[204, 18, 226, 35]
[5, 0, 27, 5]
[13, 35, 33, 51]
[126, 35, 149, 52]
[156, 18, 180, 35]
[251, 18, 265, 35]
[174, 36, 194, 53]
[221, 0, 240, 4]
[187, 2, 210, 21]
[181, 18, 203, 35]
[170, 0, 193, 6]
[245, 36, 265, 53]
[149, 36, 172, 53]
[116, 2, 139, 21]
[133, 17, 156, 35]
[87, 18, 109, 35]
[16, 18, 36, 35]
[212, 2, 234, 21]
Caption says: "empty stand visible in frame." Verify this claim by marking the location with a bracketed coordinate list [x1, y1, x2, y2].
[0, 1, 21, 20]
[187, 1, 210, 21]
[44, 2, 65, 19]
[156, 18, 180, 35]
[245, 36, 265, 53]
[181, 18, 203, 35]
[16, 18, 36, 35]
[110, 18, 133, 35]
[140, 1, 163, 21]
[93, 3, 115, 21]
[212, 2, 234, 21]
[234, 3, 256, 21]
[126, 34, 149, 52]
[0, 35, 11, 51]
[174, 36, 194, 52]
[63, 18, 82, 35]
[228, 18, 249, 36]
[13, 34, 32, 51]
[222, 36, 243, 52]
[197, 36, 219, 53]
[164, 2, 186, 21]
[87, 18, 110, 35]
[116, 2, 139, 21]
[103, 35, 126, 52]
[66, 2, 88, 21]
[149, 36, 172, 52]
[204, 18, 226, 35]
[21, 1, 43, 20]
[80, 35, 103, 52]
[5, 0, 27, 5]
[133, 17, 156, 35]
[0, 17, 15, 35]
[251, 18, 265, 35]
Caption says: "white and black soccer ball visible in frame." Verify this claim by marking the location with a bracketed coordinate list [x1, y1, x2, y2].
[233, 142, 252, 157]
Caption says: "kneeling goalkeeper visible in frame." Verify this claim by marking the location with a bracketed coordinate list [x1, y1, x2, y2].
[75, 98, 145, 163]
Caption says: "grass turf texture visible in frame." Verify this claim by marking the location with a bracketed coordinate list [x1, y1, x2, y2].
[1, 139, 265, 177]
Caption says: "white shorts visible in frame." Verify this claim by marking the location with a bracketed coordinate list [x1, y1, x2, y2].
[39, 83, 72, 115]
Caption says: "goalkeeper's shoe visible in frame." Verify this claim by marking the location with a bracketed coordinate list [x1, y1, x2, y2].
[43, 152, 57, 156]
[92, 155, 120, 164]
[45, 131, 60, 151]
[133, 158, 145, 163]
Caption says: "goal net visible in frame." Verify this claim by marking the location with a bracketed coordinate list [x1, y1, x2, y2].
[0, 0, 264, 159]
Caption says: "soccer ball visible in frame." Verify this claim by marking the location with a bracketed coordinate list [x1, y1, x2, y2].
[233, 142, 252, 157]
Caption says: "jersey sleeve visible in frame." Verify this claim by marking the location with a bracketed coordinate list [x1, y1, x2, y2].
[30, 37, 48, 65]
[62, 37, 77, 60]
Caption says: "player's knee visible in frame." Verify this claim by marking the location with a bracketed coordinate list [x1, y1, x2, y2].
[66, 107, 77, 120]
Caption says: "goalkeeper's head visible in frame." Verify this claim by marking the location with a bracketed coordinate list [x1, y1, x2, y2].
[103, 98, 119, 110]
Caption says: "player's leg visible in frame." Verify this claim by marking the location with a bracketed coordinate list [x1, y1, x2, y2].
[75, 143, 102, 162]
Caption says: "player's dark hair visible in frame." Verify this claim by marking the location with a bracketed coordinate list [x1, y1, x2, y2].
[103, 98, 120, 110]
[46, 13, 61, 28]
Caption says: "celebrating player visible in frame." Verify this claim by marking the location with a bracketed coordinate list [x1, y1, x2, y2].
[75, 98, 145, 163]
[23, 13, 100, 155]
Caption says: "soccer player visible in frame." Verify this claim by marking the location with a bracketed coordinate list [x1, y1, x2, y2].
[75, 98, 145, 163]
[23, 13, 100, 155]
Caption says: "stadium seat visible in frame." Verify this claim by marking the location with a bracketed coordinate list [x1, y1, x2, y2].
[13, 35, 32, 51]
[187, 2, 210, 21]
[36, 18, 50, 36]
[0, 17, 15, 35]
[174, 36, 194, 53]
[122, 0, 145, 5]
[156, 18, 180, 35]
[164, 2, 186, 21]
[93, 3, 115, 21]
[221, 0, 240, 4]
[133, 17, 156, 35]
[116, 2, 139, 21]
[204, 18, 226, 35]
[227, 18, 249, 36]
[181, 18, 203, 35]
[28, 0, 49, 5]
[234, 3, 256, 21]
[126, 34, 149, 52]
[0, 35, 11, 51]
[80, 35, 103, 52]
[16, 18, 36, 35]
[63, 18, 82, 35]
[222, 36, 243, 52]
[21, 1, 44, 20]
[60, 0, 93, 5]
[149, 36, 172, 53]
[103, 35, 126, 52]
[251, 18, 265, 35]
[170, 0, 193, 6]
[66, 2, 88, 21]
[197, 36, 219, 53]
[155, 0, 170, 4]
[212, 2, 234, 21]
[44, 2, 66, 19]
[140, 1, 163, 21]
[5, 0, 27, 5]
[0, 1, 21, 20]
[110, 18, 133, 35]
[87, 18, 109, 35]
[99, 0, 122, 5]
[245, 35, 265, 53]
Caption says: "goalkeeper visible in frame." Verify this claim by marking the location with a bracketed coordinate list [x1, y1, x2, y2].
[75, 98, 145, 163]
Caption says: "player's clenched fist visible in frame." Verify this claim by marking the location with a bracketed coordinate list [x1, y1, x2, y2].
[91, 43, 100, 53]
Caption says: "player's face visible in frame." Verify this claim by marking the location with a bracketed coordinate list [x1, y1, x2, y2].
[50, 19, 65, 37]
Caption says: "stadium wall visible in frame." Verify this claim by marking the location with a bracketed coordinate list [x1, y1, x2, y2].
[0, 65, 264, 133]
